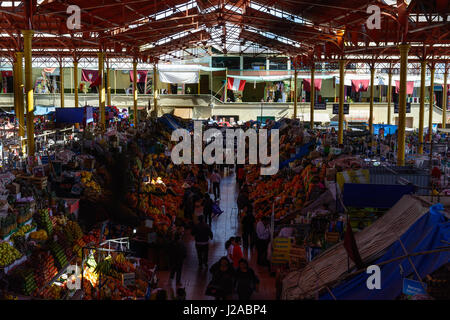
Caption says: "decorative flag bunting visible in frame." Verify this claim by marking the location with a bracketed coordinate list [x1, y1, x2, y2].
[129, 70, 148, 83]
[351, 79, 370, 92]
[395, 80, 414, 95]
[81, 69, 100, 88]
[227, 77, 246, 91]
[303, 79, 322, 92]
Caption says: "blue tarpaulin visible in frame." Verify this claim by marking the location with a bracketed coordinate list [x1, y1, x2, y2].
[7, 105, 56, 116]
[56, 108, 84, 123]
[321, 203, 450, 300]
[343, 183, 415, 208]
[159, 114, 182, 131]
[280, 141, 315, 169]
[373, 124, 398, 136]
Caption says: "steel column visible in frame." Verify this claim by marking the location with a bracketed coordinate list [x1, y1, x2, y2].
[338, 60, 345, 145]
[442, 66, 448, 129]
[22, 30, 35, 156]
[153, 64, 158, 117]
[310, 66, 315, 128]
[428, 65, 435, 141]
[60, 63, 64, 108]
[98, 52, 105, 129]
[293, 69, 298, 119]
[74, 61, 79, 107]
[397, 44, 410, 166]
[16, 52, 25, 150]
[419, 61, 426, 154]
[133, 60, 138, 126]
[387, 71, 392, 124]
[369, 66, 375, 133]
[107, 66, 111, 107]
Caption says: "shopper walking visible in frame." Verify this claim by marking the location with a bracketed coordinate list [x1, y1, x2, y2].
[191, 215, 213, 269]
[180, 184, 195, 221]
[207, 257, 235, 300]
[236, 165, 245, 188]
[210, 169, 221, 201]
[256, 217, 271, 266]
[241, 206, 256, 251]
[203, 193, 213, 227]
[168, 233, 187, 287]
[234, 259, 260, 300]
[232, 237, 244, 269]
[225, 237, 235, 263]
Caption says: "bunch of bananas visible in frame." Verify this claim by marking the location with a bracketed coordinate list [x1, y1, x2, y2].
[64, 221, 83, 244]
[114, 253, 126, 264]
[11, 224, 34, 239]
[0, 242, 22, 267]
[30, 229, 48, 241]
[94, 259, 113, 276]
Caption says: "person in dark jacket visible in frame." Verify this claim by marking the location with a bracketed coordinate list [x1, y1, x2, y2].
[208, 257, 235, 300]
[203, 193, 213, 227]
[191, 215, 213, 269]
[237, 189, 250, 216]
[181, 185, 194, 220]
[241, 206, 256, 250]
[168, 233, 187, 287]
[234, 259, 259, 300]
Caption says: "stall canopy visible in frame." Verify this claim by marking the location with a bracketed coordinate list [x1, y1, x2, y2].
[343, 183, 415, 208]
[320, 203, 450, 300]
[282, 195, 434, 300]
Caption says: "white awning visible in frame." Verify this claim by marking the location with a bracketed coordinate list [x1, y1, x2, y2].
[158, 64, 226, 83]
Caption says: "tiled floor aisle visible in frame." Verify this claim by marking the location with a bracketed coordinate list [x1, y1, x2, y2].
[159, 172, 276, 300]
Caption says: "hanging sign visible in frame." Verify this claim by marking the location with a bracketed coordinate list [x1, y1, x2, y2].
[271, 237, 291, 264]
[333, 103, 349, 114]
[402, 278, 427, 296]
[394, 102, 411, 113]
[314, 102, 327, 110]
[122, 272, 136, 287]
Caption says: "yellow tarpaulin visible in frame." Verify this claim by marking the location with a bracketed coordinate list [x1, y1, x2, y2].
[336, 169, 370, 190]
[272, 237, 291, 264]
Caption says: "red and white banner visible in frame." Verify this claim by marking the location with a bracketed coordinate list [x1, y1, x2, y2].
[82, 69, 101, 88]
[351, 79, 370, 92]
[129, 70, 148, 83]
[303, 78, 322, 92]
[227, 77, 246, 91]
[395, 80, 414, 95]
